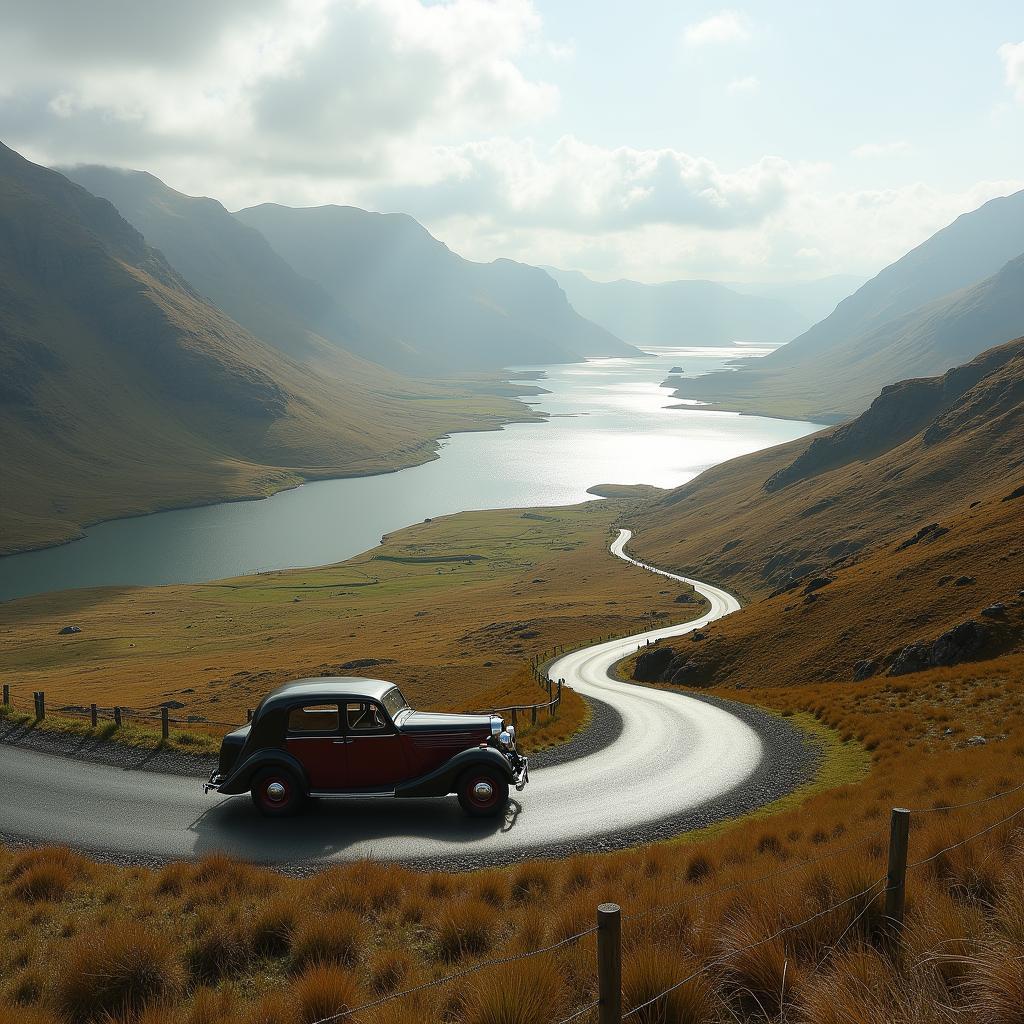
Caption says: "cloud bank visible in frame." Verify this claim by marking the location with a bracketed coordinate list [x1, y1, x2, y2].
[0, 0, 1019, 283]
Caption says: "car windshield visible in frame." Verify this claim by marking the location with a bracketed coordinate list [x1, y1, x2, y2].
[381, 687, 408, 719]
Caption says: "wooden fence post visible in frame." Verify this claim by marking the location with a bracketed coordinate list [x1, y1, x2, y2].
[114, 706, 122, 727]
[531, 705, 538, 726]
[2, 683, 8, 706]
[90, 703, 98, 727]
[161, 706, 170, 740]
[884, 807, 911, 937]
[511, 708, 518, 728]
[597, 903, 622, 1024]
[35, 691, 45, 720]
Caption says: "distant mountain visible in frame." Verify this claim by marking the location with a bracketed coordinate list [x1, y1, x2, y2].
[0, 142, 532, 555]
[724, 275, 865, 327]
[674, 190, 1024, 420]
[236, 204, 638, 371]
[61, 165, 416, 372]
[544, 268, 807, 347]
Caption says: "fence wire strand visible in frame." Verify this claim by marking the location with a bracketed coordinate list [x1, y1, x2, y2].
[621, 875, 887, 1020]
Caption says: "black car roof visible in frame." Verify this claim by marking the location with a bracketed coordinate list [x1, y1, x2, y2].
[261, 677, 399, 710]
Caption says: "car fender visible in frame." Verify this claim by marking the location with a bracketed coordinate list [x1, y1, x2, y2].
[395, 746, 513, 799]
[217, 748, 309, 796]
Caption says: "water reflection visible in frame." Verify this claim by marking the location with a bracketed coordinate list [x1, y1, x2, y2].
[0, 346, 823, 601]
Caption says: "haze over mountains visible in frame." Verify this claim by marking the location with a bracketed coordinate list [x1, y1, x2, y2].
[65, 165, 637, 374]
[544, 268, 810, 347]
[0, 143, 533, 553]
[674, 189, 1024, 420]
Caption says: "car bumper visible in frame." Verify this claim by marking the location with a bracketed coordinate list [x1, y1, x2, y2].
[513, 756, 529, 791]
[203, 771, 224, 794]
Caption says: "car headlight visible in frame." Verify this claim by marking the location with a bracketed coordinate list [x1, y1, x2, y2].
[490, 716, 503, 737]
[498, 730, 512, 748]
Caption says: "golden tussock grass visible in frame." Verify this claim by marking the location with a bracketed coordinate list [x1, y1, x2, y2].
[2, 480, 1023, 1021]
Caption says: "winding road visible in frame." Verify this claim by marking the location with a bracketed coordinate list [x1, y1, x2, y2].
[0, 530, 804, 868]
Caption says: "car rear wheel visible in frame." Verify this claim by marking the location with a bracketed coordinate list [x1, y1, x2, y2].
[457, 767, 509, 818]
[251, 767, 304, 817]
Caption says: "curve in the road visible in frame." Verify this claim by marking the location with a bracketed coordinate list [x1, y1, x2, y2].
[0, 529, 815, 868]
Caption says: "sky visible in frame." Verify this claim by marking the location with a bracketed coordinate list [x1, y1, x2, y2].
[0, 0, 1022, 283]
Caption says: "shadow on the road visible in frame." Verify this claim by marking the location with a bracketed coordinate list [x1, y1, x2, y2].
[188, 795, 522, 862]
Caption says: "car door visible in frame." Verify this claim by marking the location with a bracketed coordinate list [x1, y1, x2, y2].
[283, 702, 345, 789]
[341, 700, 409, 789]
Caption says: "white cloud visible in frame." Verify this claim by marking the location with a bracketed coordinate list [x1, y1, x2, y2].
[0, 0, 558, 175]
[366, 136, 814, 232]
[999, 41, 1024, 102]
[417, 175, 1024, 287]
[683, 10, 752, 47]
[726, 75, 760, 96]
[851, 140, 911, 159]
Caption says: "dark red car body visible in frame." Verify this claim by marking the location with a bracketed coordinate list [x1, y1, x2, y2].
[205, 677, 527, 817]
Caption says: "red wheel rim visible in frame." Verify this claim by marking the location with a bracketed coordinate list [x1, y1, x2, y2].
[465, 773, 501, 810]
[260, 776, 291, 808]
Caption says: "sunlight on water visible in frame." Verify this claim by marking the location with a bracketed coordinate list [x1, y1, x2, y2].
[0, 346, 823, 600]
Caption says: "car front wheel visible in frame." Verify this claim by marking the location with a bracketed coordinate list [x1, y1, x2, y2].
[251, 766, 305, 817]
[457, 767, 509, 818]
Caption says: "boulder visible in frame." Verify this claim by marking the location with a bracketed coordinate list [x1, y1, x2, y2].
[966, 735, 988, 747]
[888, 644, 931, 676]
[853, 659, 877, 681]
[58, 625, 81, 635]
[953, 576, 976, 587]
[888, 620, 989, 676]
[673, 593, 697, 604]
[634, 645, 676, 682]
[981, 603, 1007, 618]
[339, 658, 395, 670]
[802, 577, 835, 593]
[669, 659, 705, 685]
[159, 700, 186, 710]
[931, 620, 987, 665]
[896, 523, 949, 552]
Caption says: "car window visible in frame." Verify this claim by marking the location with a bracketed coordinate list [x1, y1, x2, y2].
[345, 701, 390, 733]
[287, 704, 339, 734]
[381, 687, 408, 719]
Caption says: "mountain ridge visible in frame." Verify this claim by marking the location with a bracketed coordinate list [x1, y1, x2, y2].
[0, 142, 535, 555]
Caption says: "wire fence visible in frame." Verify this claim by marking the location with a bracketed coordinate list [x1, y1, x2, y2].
[261, 787, 1024, 1024]
[0, 684, 241, 737]
[6, 688, 1024, 1022]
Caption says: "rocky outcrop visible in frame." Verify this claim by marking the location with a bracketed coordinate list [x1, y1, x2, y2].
[765, 337, 1024, 492]
[887, 620, 989, 676]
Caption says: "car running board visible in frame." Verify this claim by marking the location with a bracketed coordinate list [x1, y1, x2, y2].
[308, 788, 397, 799]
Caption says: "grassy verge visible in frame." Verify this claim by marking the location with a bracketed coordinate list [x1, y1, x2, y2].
[0, 704, 224, 756]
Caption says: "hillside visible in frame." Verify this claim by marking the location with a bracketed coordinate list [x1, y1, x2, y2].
[0, 142, 535, 555]
[545, 267, 808, 346]
[725, 273, 864, 325]
[676, 189, 1024, 419]
[60, 165, 412, 372]
[628, 335, 1024, 688]
[236, 203, 639, 371]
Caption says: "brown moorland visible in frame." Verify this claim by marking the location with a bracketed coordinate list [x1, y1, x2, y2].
[3, 340, 1024, 1022]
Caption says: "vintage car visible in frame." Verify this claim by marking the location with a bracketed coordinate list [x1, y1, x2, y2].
[204, 677, 528, 817]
